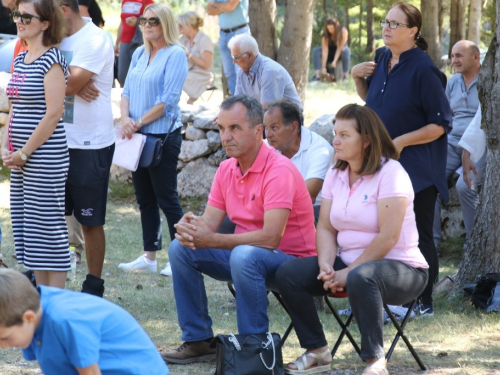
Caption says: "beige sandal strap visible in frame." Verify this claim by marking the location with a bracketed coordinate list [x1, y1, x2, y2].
[288, 348, 331, 371]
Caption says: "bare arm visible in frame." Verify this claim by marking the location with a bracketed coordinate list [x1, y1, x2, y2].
[392, 123, 446, 154]
[316, 198, 338, 281]
[120, 95, 165, 138]
[332, 27, 348, 67]
[175, 205, 291, 251]
[305, 178, 323, 204]
[79, 4, 90, 18]
[188, 50, 213, 71]
[66, 66, 95, 96]
[462, 149, 477, 189]
[207, 0, 240, 15]
[321, 36, 328, 74]
[77, 363, 102, 375]
[115, 22, 123, 55]
[325, 196, 408, 292]
[4, 64, 66, 168]
[1, 106, 12, 155]
[351, 61, 376, 101]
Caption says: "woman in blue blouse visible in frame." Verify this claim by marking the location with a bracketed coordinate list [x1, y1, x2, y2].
[118, 3, 187, 276]
[351, 1, 451, 316]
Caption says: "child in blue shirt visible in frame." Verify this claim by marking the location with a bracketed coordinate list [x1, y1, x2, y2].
[0, 269, 169, 375]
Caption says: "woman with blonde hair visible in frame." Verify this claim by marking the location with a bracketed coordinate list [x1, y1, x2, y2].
[178, 10, 214, 104]
[1, 0, 69, 287]
[118, 3, 187, 276]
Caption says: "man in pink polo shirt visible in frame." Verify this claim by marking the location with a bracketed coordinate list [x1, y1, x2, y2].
[162, 95, 316, 365]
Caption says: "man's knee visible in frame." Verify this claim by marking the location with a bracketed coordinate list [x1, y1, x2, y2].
[168, 239, 185, 263]
[229, 245, 259, 270]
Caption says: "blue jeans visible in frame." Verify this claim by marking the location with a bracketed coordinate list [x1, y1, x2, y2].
[132, 128, 184, 249]
[218, 25, 250, 95]
[168, 239, 296, 341]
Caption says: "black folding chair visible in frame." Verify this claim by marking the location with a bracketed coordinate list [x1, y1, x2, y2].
[324, 293, 427, 370]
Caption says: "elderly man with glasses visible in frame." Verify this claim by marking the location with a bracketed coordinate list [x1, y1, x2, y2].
[229, 33, 303, 111]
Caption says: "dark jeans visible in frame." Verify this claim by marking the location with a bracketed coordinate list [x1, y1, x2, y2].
[414, 185, 439, 305]
[132, 128, 184, 250]
[276, 256, 428, 360]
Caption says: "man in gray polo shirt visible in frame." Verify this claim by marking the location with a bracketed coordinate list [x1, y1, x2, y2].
[433, 40, 484, 249]
[229, 34, 302, 110]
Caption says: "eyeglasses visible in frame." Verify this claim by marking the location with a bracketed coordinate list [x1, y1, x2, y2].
[12, 10, 42, 25]
[138, 16, 161, 27]
[232, 52, 249, 61]
[380, 20, 409, 29]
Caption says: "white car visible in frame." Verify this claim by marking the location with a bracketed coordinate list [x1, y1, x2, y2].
[0, 33, 18, 72]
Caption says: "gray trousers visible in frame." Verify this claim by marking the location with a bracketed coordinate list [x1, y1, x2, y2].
[312, 45, 351, 74]
[433, 143, 486, 246]
[276, 257, 428, 360]
[118, 42, 140, 87]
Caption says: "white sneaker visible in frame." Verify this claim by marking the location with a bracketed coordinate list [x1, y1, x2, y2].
[160, 262, 172, 277]
[118, 255, 157, 273]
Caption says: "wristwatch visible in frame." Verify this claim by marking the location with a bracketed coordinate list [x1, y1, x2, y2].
[137, 117, 144, 127]
[18, 149, 29, 161]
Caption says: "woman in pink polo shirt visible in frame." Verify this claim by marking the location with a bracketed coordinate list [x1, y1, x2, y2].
[276, 104, 429, 375]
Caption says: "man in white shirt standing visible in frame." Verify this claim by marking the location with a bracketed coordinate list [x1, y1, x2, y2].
[264, 100, 333, 219]
[58, 0, 115, 297]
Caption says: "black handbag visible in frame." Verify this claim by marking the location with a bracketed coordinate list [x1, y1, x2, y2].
[138, 114, 177, 169]
[211, 332, 284, 375]
[470, 273, 500, 311]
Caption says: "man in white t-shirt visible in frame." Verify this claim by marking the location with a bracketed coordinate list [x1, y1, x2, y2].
[59, 0, 115, 297]
[264, 100, 333, 219]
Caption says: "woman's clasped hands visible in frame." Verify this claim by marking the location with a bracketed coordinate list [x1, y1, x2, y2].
[317, 263, 348, 293]
[121, 117, 141, 139]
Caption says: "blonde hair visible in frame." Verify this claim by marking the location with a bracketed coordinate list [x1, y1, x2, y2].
[0, 269, 40, 327]
[178, 10, 204, 30]
[142, 3, 181, 53]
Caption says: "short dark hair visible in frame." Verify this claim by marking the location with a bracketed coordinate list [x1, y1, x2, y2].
[333, 104, 399, 175]
[265, 100, 302, 134]
[18, 0, 66, 46]
[220, 95, 264, 128]
[56, 0, 79, 13]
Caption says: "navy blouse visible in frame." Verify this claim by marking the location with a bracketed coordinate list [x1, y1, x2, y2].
[365, 47, 452, 201]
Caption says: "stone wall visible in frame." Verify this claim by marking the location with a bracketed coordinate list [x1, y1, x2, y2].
[0, 73, 466, 240]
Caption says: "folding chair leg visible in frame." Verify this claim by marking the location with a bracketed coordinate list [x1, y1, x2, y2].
[324, 296, 361, 357]
[226, 283, 294, 345]
[384, 301, 427, 371]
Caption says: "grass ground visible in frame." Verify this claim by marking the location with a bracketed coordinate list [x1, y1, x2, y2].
[1, 160, 500, 375]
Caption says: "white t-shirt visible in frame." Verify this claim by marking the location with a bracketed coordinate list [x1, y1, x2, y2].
[266, 126, 333, 206]
[59, 19, 115, 149]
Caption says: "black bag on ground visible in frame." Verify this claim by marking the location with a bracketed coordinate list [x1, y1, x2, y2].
[211, 332, 284, 375]
[470, 273, 500, 311]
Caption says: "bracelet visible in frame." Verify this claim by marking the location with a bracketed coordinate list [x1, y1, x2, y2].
[188, 53, 192, 60]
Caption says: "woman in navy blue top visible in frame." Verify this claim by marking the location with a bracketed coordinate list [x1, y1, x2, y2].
[351, 1, 451, 316]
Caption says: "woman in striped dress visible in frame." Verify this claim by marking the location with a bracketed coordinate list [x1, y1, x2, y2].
[1, 0, 69, 288]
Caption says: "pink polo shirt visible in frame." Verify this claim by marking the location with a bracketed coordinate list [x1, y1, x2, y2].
[208, 142, 316, 258]
[322, 158, 428, 269]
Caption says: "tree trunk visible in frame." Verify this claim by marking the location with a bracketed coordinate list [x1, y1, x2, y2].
[421, 0, 442, 66]
[322, 0, 327, 13]
[359, 0, 363, 49]
[456, 34, 500, 287]
[438, 0, 445, 46]
[467, 0, 482, 44]
[344, 0, 350, 45]
[458, 0, 470, 41]
[449, 0, 459, 57]
[248, 0, 277, 60]
[365, 0, 375, 54]
[277, 0, 315, 105]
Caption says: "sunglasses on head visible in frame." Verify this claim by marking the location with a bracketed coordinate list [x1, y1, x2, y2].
[139, 16, 161, 27]
[12, 10, 42, 25]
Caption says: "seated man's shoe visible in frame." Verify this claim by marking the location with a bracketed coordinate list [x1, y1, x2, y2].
[118, 255, 157, 273]
[81, 274, 105, 297]
[161, 341, 216, 364]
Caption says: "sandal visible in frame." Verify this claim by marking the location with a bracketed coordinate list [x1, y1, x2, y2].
[285, 348, 332, 374]
[362, 360, 389, 375]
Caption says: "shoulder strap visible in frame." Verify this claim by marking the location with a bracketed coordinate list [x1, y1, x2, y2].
[160, 112, 179, 145]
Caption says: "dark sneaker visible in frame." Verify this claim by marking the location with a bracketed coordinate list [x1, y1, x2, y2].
[414, 303, 434, 317]
[81, 274, 105, 297]
[310, 75, 320, 82]
[162, 341, 216, 364]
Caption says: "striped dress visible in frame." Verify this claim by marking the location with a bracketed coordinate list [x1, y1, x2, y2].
[7, 47, 70, 271]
